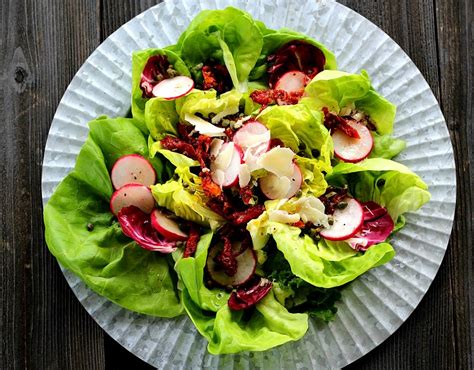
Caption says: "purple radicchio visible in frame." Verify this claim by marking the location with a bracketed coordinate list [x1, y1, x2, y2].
[267, 40, 326, 88]
[118, 206, 177, 253]
[228, 277, 273, 311]
[347, 201, 394, 251]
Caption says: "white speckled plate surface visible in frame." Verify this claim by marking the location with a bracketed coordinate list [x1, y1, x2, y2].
[41, 0, 456, 368]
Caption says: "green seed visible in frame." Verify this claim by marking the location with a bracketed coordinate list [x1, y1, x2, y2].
[336, 201, 348, 209]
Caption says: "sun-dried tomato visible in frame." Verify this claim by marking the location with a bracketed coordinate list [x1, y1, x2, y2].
[250, 89, 303, 109]
[215, 235, 237, 276]
[229, 205, 265, 225]
[161, 136, 197, 160]
[322, 107, 360, 139]
[177, 122, 194, 141]
[202, 63, 232, 93]
[291, 220, 306, 228]
[319, 186, 349, 214]
[200, 171, 222, 199]
[183, 226, 201, 258]
[194, 135, 212, 168]
[228, 277, 273, 311]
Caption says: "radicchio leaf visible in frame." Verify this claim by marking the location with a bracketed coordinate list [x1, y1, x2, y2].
[348, 201, 394, 251]
[140, 54, 176, 98]
[228, 277, 273, 311]
[118, 206, 177, 253]
[267, 40, 326, 88]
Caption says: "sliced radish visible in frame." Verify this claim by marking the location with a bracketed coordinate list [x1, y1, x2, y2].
[210, 142, 243, 188]
[275, 70, 310, 93]
[332, 121, 374, 163]
[320, 198, 364, 241]
[110, 184, 155, 216]
[233, 120, 270, 154]
[259, 163, 302, 200]
[152, 76, 194, 100]
[111, 154, 156, 190]
[207, 243, 257, 287]
[150, 209, 188, 241]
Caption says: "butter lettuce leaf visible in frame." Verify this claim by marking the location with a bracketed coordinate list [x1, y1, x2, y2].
[177, 7, 263, 91]
[270, 223, 395, 288]
[257, 104, 333, 172]
[182, 288, 308, 355]
[175, 89, 242, 121]
[44, 117, 182, 317]
[328, 158, 431, 221]
[303, 70, 396, 135]
[175, 232, 229, 312]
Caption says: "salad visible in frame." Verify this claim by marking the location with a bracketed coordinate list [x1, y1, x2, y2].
[44, 7, 430, 354]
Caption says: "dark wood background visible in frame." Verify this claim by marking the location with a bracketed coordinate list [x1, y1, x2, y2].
[1, 0, 472, 369]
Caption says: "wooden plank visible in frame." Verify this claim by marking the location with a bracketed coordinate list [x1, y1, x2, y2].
[340, 0, 472, 369]
[434, 0, 473, 368]
[0, 0, 105, 369]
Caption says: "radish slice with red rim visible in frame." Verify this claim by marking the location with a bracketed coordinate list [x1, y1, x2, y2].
[150, 209, 188, 241]
[207, 243, 257, 287]
[111, 154, 156, 190]
[110, 184, 155, 216]
[274, 70, 310, 93]
[259, 163, 302, 200]
[152, 76, 194, 100]
[233, 120, 270, 154]
[320, 198, 364, 241]
[332, 121, 374, 163]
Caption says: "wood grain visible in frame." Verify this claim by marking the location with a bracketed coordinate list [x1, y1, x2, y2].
[0, 1, 105, 369]
[0, 0, 471, 369]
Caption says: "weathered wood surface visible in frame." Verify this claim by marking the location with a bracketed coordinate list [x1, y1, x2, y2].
[0, 0, 471, 369]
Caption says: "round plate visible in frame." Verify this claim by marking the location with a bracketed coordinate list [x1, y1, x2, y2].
[41, 0, 456, 368]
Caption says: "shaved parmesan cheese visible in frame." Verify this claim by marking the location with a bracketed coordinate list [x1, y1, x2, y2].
[268, 210, 300, 224]
[239, 163, 251, 187]
[236, 131, 271, 149]
[213, 169, 225, 186]
[214, 142, 235, 171]
[185, 113, 226, 136]
[210, 139, 224, 158]
[260, 174, 291, 199]
[257, 147, 295, 177]
[211, 106, 239, 124]
[292, 196, 328, 227]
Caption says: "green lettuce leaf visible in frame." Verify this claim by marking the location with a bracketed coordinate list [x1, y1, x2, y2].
[44, 117, 182, 317]
[175, 232, 229, 312]
[302, 70, 396, 135]
[182, 287, 308, 355]
[370, 133, 406, 159]
[177, 7, 263, 91]
[131, 48, 190, 122]
[328, 158, 431, 221]
[144, 98, 180, 140]
[257, 104, 333, 172]
[175, 89, 242, 121]
[249, 28, 337, 81]
[270, 223, 395, 288]
[151, 167, 225, 230]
